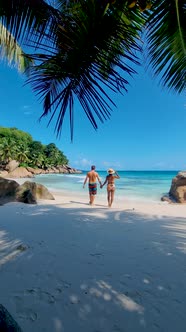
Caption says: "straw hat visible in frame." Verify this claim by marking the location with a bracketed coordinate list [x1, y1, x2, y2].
[107, 168, 115, 174]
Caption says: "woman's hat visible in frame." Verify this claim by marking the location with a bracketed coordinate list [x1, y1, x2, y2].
[107, 168, 115, 174]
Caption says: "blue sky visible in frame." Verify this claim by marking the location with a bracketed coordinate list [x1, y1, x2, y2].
[0, 61, 186, 171]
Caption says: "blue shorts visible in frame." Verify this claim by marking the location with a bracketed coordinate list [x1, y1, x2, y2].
[89, 183, 97, 195]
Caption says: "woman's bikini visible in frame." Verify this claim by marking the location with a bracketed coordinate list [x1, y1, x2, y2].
[107, 175, 115, 191]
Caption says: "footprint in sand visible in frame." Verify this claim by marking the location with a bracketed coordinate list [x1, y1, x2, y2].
[16, 288, 57, 304]
[28, 288, 56, 304]
[13, 296, 38, 321]
[59, 279, 71, 289]
[55, 287, 63, 294]
[16, 244, 28, 252]
[89, 253, 104, 258]
[113, 325, 125, 332]
[18, 310, 38, 322]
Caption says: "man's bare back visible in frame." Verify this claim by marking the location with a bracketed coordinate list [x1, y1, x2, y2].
[83, 165, 102, 205]
[87, 170, 100, 183]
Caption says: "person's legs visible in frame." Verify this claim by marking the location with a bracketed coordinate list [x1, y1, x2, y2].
[110, 190, 115, 207]
[89, 193, 92, 205]
[91, 193, 96, 205]
[89, 183, 97, 205]
[89, 193, 95, 205]
[107, 190, 111, 207]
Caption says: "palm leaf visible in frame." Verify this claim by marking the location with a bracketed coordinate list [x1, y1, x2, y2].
[0, 0, 59, 46]
[0, 0, 185, 139]
[145, 0, 186, 93]
[26, 0, 144, 138]
[0, 22, 33, 71]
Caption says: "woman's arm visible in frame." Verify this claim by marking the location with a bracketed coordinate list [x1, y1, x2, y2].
[114, 172, 120, 179]
[101, 176, 108, 188]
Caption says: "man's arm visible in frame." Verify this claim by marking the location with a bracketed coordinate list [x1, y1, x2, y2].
[97, 173, 102, 186]
[83, 174, 88, 188]
[101, 176, 108, 188]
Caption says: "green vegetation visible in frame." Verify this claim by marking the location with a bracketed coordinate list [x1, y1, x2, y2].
[0, 127, 68, 169]
[0, 0, 185, 139]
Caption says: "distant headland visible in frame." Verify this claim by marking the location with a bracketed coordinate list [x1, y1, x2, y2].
[0, 126, 82, 178]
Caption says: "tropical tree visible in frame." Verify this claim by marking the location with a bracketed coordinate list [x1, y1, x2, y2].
[28, 141, 44, 158]
[44, 143, 58, 158]
[0, 127, 68, 168]
[44, 143, 68, 165]
[39, 156, 52, 170]
[58, 151, 68, 165]
[34, 153, 46, 168]
[16, 144, 30, 163]
[0, 0, 185, 139]
[0, 137, 17, 162]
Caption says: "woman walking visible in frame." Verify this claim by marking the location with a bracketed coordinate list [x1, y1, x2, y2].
[101, 169, 120, 207]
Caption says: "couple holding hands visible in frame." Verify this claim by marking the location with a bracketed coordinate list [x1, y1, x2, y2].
[83, 165, 120, 207]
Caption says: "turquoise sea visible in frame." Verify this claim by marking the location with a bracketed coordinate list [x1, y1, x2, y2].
[30, 170, 178, 203]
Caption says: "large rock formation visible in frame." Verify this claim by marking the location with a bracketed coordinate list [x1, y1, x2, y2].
[5, 160, 19, 172]
[169, 171, 186, 203]
[26, 167, 43, 175]
[0, 178, 54, 204]
[0, 178, 20, 201]
[0, 163, 82, 178]
[8, 167, 33, 178]
[161, 171, 186, 203]
[16, 181, 55, 203]
[0, 170, 8, 177]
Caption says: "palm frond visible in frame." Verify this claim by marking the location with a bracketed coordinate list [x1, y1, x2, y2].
[0, 0, 59, 46]
[146, 0, 186, 93]
[26, 0, 144, 139]
[0, 22, 33, 71]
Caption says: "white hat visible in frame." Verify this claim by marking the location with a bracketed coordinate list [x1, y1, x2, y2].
[107, 168, 115, 174]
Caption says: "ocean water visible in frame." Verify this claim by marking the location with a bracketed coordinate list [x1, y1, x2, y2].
[29, 170, 178, 203]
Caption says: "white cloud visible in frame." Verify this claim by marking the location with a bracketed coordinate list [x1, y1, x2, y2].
[24, 111, 32, 115]
[74, 158, 92, 168]
[102, 161, 122, 169]
[21, 105, 33, 115]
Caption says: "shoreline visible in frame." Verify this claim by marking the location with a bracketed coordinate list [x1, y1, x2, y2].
[4, 170, 177, 204]
[6, 177, 186, 218]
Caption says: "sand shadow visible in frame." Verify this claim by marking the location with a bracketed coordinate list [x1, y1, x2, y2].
[70, 200, 106, 207]
[1, 203, 186, 332]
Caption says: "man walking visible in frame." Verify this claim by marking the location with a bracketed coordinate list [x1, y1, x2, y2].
[83, 165, 102, 205]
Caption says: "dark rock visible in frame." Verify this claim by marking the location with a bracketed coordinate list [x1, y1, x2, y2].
[16, 183, 37, 204]
[16, 181, 55, 204]
[161, 195, 174, 203]
[0, 304, 22, 331]
[0, 178, 19, 200]
[169, 171, 186, 203]
[0, 178, 54, 205]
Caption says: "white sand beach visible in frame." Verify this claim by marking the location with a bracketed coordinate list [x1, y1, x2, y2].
[0, 190, 186, 332]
